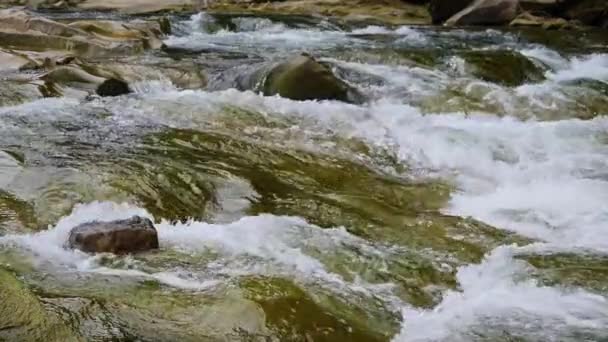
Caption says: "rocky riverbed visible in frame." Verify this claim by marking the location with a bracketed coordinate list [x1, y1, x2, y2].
[0, 1, 607, 341]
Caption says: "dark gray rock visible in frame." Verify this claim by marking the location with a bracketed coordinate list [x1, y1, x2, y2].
[429, 0, 473, 24]
[68, 216, 159, 254]
[96, 78, 131, 97]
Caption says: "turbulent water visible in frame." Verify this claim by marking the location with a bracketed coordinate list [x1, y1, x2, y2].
[1, 11, 608, 342]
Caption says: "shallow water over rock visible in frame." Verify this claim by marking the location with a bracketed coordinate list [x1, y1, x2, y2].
[0, 10, 607, 342]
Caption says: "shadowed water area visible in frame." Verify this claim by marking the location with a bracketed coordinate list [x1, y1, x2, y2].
[1, 10, 608, 342]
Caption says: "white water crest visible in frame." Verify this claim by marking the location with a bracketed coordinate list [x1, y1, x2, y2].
[165, 12, 429, 52]
[394, 246, 608, 342]
[0, 201, 403, 305]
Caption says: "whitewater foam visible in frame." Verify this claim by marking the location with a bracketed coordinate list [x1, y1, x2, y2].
[393, 246, 608, 342]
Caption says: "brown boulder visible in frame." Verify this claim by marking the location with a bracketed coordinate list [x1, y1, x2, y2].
[429, 0, 473, 24]
[445, 0, 518, 26]
[560, 0, 607, 27]
[68, 216, 159, 254]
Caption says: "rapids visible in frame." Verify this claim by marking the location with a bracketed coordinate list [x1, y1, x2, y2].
[0, 11, 607, 342]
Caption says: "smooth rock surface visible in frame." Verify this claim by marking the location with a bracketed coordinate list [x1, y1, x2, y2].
[68, 216, 159, 254]
[429, 0, 472, 24]
[445, 0, 518, 26]
[263, 54, 363, 103]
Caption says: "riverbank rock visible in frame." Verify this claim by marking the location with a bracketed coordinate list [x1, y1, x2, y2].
[68, 216, 159, 254]
[82, 60, 208, 90]
[429, 0, 472, 24]
[263, 54, 363, 103]
[41, 65, 132, 97]
[0, 9, 166, 57]
[510, 11, 574, 30]
[445, 0, 518, 26]
[208, 0, 431, 25]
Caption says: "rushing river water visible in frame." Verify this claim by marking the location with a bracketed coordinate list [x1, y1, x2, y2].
[1, 11, 608, 342]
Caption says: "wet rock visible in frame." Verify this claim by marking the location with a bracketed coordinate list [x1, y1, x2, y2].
[68, 19, 165, 49]
[0, 9, 164, 57]
[0, 49, 36, 71]
[0, 268, 82, 341]
[83, 60, 207, 90]
[68, 216, 159, 254]
[445, 0, 518, 26]
[208, 0, 431, 25]
[429, 0, 472, 24]
[96, 78, 131, 97]
[463, 50, 545, 86]
[263, 54, 364, 103]
[510, 12, 575, 30]
[560, 0, 607, 27]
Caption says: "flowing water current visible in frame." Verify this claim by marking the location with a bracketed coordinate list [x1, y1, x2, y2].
[1, 11, 608, 342]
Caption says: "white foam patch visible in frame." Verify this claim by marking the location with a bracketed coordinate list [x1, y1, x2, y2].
[393, 246, 608, 342]
[548, 53, 608, 83]
[164, 14, 429, 52]
[164, 21, 353, 52]
[0, 201, 401, 302]
[323, 58, 446, 97]
[520, 47, 569, 70]
[351, 25, 427, 44]
[157, 215, 328, 276]
[514, 53, 608, 105]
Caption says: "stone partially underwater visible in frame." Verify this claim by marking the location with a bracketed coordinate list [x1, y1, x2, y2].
[68, 216, 159, 254]
[263, 54, 365, 103]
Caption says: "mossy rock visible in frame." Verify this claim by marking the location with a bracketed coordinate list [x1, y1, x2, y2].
[0, 268, 81, 342]
[462, 50, 546, 86]
[263, 54, 364, 103]
[241, 277, 397, 342]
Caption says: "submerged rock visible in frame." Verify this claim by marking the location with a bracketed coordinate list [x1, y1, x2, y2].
[463, 50, 545, 86]
[68, 216, 159, 254]
[263, 54, 364, 104]
[0, 268, 82, 341]
[207, 0, 431, 25]
[445, 0, 518, 26]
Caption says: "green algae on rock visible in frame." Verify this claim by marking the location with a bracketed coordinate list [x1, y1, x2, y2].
[0, 268, 82, 342]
